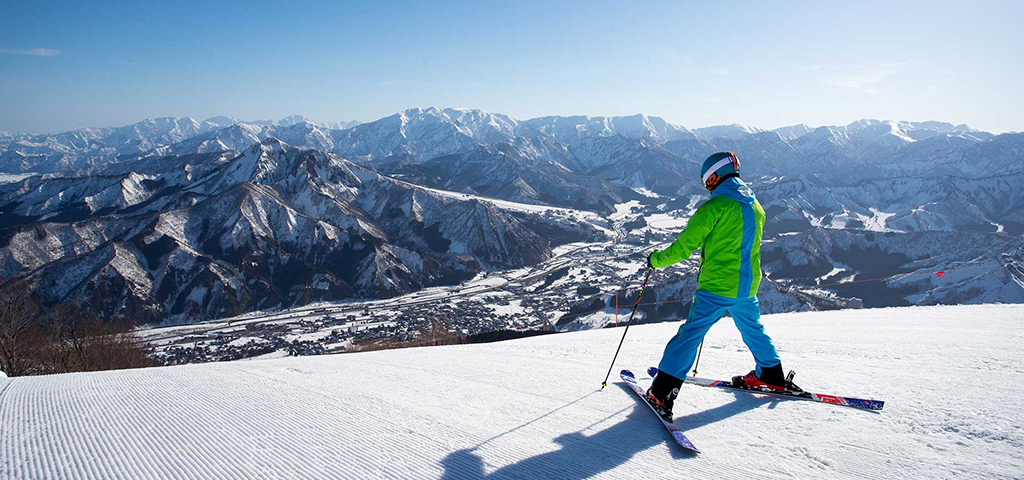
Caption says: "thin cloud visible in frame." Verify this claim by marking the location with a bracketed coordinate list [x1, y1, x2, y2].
[0, 48, 61, 57]
[848, 62, 909, 70]
[820, 62, 908, 94]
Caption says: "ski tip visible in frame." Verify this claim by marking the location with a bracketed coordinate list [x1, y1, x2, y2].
[647, 366, 659, 378]
[619, 369, 635, 379]
[670, 432, 701, 453]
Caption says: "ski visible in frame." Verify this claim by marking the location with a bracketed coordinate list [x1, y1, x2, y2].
[620, 369, 700, 453]
[647, 367, 884, 411]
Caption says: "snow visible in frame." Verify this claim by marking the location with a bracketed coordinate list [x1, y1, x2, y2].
[607, 259, 641, 279]
[487, 299, 525, 316]
[227, 336, 268, 347]
[631, 187, 660, 198]
[399, 182, 612, 236]
[551, 241, 597, 257]
[3, 304, 1022, 479]
[694, 124, 768, 140]
[572, 311, 621, 330]
[610, 201, 642, 221]
[646, 213, 689, 231]
[420, 184, 588, 216]
[865, 207, 897, 231]
[0, 173, 32, 184]
[816, 266, 853, 283]
[289, 331, 335, 342]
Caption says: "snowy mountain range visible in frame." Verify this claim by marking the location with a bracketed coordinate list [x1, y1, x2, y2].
[0, 138, 600, 324]
[0, 115, 360, 173]
[1, 107, 1022, 324]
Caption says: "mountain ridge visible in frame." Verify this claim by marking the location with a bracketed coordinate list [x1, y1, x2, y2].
[1, 107, 1020, 326]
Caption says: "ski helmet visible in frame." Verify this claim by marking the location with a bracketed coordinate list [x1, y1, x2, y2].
[700, 151, 740, 192]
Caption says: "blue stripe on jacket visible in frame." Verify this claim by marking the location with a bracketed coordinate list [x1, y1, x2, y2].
[738, 203, 755, 297]
[710, 177, 757, 298]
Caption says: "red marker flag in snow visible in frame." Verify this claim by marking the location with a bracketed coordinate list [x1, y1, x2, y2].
[936, 271, 945, 278]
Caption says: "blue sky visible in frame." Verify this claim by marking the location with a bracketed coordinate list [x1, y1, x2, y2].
[2, 0, 1022, 133]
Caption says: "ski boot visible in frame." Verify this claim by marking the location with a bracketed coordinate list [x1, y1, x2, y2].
[645, 370, 683, 421]
[732, 364, 801, 392]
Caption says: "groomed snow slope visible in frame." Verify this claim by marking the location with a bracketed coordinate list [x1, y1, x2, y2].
[3, 304, 1023, 479]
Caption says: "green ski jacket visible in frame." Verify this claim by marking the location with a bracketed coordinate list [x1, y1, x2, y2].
[649, 177, 765, 298]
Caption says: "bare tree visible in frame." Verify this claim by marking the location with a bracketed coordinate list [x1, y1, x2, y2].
[36, 303, 80, 373]
[37, 304, 156, 374]
[1, 276, 156, 376]
[0, 278, 43, 377]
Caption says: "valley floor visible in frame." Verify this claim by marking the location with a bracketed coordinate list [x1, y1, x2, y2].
[2, 304, 1023, 479]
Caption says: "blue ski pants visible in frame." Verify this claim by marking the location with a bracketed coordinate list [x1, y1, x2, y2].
[657, 289, 781, 379]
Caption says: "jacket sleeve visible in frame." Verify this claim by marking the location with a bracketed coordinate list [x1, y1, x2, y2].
[650, 201, 719, 268]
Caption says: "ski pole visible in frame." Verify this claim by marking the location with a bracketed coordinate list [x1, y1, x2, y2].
[600, 267, 653, 389]
[692, 339, 704, 376]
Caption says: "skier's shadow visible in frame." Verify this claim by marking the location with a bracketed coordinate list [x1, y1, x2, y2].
[438, 383, 765, 480]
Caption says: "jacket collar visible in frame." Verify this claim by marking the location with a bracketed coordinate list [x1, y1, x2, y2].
[710, 177, 755, 205]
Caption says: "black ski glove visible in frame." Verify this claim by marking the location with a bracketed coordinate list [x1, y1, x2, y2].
[647, 251, 658, 269]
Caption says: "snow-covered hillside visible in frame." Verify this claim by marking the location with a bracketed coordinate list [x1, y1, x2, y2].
[0, 138, 607, 325]
[3, 304, 1021, 479]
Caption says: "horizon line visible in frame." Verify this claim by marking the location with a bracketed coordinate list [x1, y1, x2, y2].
[3, 108, 1016, 136]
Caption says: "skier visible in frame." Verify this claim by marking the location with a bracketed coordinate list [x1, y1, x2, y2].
[643, 151, 790, 419]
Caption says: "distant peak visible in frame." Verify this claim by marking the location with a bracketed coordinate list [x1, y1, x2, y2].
[693, 123, 766, 140]
[845, 119, 883, 130]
